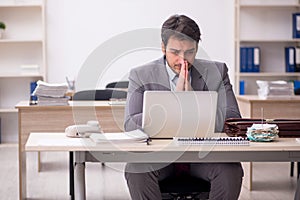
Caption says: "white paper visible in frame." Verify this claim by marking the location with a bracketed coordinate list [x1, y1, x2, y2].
[38, 138, 83, 146]
[90, 129, 148, 143]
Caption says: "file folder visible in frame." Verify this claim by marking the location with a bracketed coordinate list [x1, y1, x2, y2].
[293, 13, 300, 38]
[252, 47, 260, 72]
[247, 47, 253, 72]
[242, 47, 260, 72]
[295, 47, 300, 72]
[239, 80, 245, 95]
[285, 47, 295, 72]
[30, 81, 38, 101]
[295, 80, 300, 95]
[240, 47, 247, 72]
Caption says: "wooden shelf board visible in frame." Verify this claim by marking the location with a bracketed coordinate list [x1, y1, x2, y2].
[0, 108, 18, 113]
[0, 39, 43, 43]
[238, 39, 300, 43]
[238, 72, 300, 77]
[0, 4, 42, 8]
[0, 74, 44, 78]
[239, 4, 300, 8]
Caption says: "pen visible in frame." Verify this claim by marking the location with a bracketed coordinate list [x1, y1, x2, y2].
[146, 138, 151, 145]
[65, 76, 71, 89]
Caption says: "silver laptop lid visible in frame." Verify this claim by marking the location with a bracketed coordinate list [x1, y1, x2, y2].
[142, 91, 218, 139]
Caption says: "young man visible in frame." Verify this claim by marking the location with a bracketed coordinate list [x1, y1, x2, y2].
[124, 14, 243, 200]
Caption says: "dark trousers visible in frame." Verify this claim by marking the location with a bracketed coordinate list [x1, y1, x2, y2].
[125, 162, 243, 200]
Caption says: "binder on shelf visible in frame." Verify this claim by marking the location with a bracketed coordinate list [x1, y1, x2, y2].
[293, 13, 300, 38]
[295, 80, 300, 95]
[240, 47, 260, 72]
[239, 80, 245, 95]
[240, 47, 247, 72]
[247, 47, 253, 72]
[252, 47, 260, 72]
[285, 47, 295, 72]
[295, 47, 300, 72]
[30, 81, 38, 100]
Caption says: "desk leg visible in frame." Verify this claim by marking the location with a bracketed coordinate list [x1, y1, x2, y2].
[74, 152, 86, 200]
[38, 151, 41, 172]
[70, 152, 74, 200]
[74, 162, 85, 200]
[242, 162, 252, 191]
[19, 151, 27, 200]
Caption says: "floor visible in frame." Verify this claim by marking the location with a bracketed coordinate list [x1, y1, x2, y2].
[0, 143, 298, 200]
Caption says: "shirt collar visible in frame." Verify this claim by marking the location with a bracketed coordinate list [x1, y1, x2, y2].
[165, 61, 178, 82]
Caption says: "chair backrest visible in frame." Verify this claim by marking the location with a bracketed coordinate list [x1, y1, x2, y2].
[105, 81, 129, 89]
[73, 89, 127, 101]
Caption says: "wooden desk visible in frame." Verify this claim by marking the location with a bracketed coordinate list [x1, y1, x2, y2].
[236, 95, 300, 119]
[26, 132, 300, 200]
[236, 95, 300, 190]
[15, 101, 125, 200]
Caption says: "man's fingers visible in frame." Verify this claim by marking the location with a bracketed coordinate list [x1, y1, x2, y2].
[176, 60, 192, 91]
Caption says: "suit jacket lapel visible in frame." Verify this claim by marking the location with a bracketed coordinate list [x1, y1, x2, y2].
[152, 57, 171, 90]
[191, 61, 208, 91]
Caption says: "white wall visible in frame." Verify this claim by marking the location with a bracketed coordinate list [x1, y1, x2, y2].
[46, 0, 235, 90]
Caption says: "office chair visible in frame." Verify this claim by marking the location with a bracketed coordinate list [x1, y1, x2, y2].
[73, 89, 127, 100]
[70, 89, 127, 200]
[105, 81, 129, 89]
[159, 176, 211, 200]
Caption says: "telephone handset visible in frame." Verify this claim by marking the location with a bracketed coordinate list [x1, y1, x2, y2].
[65, 120, 102, 138]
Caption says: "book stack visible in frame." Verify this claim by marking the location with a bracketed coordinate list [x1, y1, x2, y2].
[32, 80, 69, 106]
[240, 47, 260, 72]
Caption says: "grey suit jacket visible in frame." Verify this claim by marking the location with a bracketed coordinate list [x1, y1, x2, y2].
[124, 56, 241, 132]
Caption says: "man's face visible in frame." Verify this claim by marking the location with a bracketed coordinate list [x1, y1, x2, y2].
[162, 35, 197, 74]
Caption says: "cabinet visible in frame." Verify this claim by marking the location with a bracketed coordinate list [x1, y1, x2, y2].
[0, 0, 46, 142]
[235, 0, 300, 95]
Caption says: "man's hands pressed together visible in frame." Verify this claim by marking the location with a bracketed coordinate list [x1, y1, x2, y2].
[175, 60, 192, 91]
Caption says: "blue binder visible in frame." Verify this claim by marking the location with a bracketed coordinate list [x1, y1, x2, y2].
[285, 47, 295, 72]
[245, 47, 260, 72]
[246, 47, 253, 72]
[239, 80, 245, 95]
[30, 81, 38, 103]
[252, 47, 260, 72]
[293, 13, 300, 38]
[240, 47, 247, 72]
[295, 47, 300, 72]
[295, 80, 300, 95]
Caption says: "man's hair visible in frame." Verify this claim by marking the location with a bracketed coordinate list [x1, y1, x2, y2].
[161, 14, 201, 46]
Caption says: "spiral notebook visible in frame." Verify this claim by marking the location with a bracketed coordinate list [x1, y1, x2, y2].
[174, 137, 250, 146]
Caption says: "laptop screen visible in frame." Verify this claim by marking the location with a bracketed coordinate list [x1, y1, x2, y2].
[142, 91, 218, 139]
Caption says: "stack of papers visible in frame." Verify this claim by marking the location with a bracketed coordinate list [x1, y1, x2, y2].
[32, 80, 69, 106]
[90, 129, 148, 143]
[257, 80, 294, 99]
[246, 124, 279, 142]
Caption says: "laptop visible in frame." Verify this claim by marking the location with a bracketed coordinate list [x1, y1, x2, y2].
[142, 91, 218, 139]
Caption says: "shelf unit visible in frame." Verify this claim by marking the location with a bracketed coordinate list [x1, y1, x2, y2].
[0, 0, 46, 142]
[235, 0, 300, 95]
[235, 0, 300, 191]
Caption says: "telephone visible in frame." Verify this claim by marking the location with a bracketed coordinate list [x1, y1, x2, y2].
[65, 120, 102, 138]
